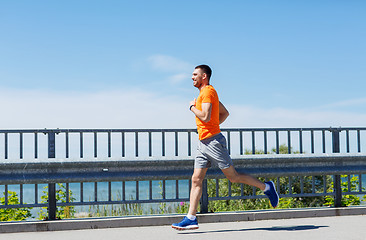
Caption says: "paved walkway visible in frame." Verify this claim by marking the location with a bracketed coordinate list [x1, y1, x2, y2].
[2, 215, 365, 240]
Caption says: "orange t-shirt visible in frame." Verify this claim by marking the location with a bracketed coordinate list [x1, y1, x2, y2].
[195, 85, 221, 140]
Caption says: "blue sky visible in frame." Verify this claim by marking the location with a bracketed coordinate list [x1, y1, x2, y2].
[1, 1, 365, 129]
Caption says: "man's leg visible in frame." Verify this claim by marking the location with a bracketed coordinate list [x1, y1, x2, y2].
[221, 165, 265, 190]
[172, 167, 207, 230]
[188, 167, 208, 216]
[221, 166, 279, 207]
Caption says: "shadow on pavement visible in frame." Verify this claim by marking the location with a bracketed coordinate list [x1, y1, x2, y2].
[178, 225, 329, 235]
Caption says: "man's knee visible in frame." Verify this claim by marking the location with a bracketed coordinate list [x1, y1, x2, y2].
[191, 174, 204, 186]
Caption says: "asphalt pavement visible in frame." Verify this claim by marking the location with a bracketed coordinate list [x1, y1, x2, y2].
[1, 214, 365, 240]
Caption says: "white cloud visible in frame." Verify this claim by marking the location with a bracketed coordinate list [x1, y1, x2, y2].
[170, 73, 190, 84]
[0, 88, 194, 129]
[147, 55, 193, 73]
[1, 88, 365, 130]
[147, 55, 194, 85]
[226, 105, 366, 128]
[317, 98, 366, 109]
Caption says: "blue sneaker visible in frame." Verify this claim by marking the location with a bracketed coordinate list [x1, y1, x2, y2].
[172, 216, 199, 230]
[264, 181, 279, 208]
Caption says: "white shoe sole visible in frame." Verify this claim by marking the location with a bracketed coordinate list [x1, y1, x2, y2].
[172, 225, 199, 231]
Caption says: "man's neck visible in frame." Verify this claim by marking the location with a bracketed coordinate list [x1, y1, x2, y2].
[199, 83, 210, 91]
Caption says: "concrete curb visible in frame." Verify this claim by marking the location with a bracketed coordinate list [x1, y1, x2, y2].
[1, 206, 366, 233]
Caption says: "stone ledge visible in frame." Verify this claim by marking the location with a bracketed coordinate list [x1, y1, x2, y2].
[0, 206, 365, 233]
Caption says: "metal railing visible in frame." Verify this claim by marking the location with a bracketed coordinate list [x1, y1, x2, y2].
[1, 127, 366, 221]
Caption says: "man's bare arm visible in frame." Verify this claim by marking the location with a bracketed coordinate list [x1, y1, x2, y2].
[190, 99, 212, 123]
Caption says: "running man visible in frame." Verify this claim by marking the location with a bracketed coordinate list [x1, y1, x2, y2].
[172, 64, 279, 231]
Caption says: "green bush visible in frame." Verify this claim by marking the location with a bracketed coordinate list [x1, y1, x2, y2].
[0, 191, 32, 221]
[37, 183, 76, 220]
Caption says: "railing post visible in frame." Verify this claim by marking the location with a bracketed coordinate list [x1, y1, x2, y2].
[200, 179, 209, 213]
[47, 131, 57, 220]
[331, 128, 342, 208]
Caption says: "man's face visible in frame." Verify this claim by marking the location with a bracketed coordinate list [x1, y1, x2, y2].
[192, 68, 204, 88]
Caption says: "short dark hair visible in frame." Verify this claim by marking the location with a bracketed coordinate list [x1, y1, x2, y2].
[195, 64, 212, 80]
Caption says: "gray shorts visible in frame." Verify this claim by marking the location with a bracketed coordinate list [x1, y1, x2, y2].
[195, 133, 234, 169]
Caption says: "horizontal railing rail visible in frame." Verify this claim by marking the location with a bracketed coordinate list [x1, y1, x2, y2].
[1, 127, 365, 160]
[1, 153, 366, 184]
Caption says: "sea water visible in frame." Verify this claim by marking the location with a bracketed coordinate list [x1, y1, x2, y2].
[1, 180, 191, 220]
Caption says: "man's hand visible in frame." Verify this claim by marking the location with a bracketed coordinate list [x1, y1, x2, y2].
[190, 98, 196, 107]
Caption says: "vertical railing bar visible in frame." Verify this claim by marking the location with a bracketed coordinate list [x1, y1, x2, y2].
[357, 130, 361, 153]
[216, 179, 219, 198]
[312, 176, 315, 193]
[108, 182, 112, 202]
[276, 177, 280, 195]
[5, 185, 8, 205]
[162, 131, 165, 157]
[227, 131, 231, 155]
[322, 130, 326, 153]
[252, 131, 255, 154]
[264, 130, 267, 154]
[80, 132, 84, 158]
[121, 132, 125, 157]
[108, 131, 111, 158]
[94, 182, 98, 202]
[239, 131, 243, 155]
[20, 132, 23, 159]
[122, 181, 126, 201]
[240, 183, 244, 196]
[35, 184, 38, 204]
[289, 176, 292, 195]
[80, 182, 84, 203]
[20, 184, 23, 205]
[228, 181, 232, 197]
[136, 181, 139, 201]
[299, 130, 303, 154]
[34, 132, 38, 159]
[66, 183, 70, 203]
[94, 132, 98, 158]
[162, 180, 166, 200]
[48, 183, 56, 220]
[148, 132, 152, 157]
[359, 174, 363, 193]
[47, 131, 57, 220]
[200, 180, 208, 213]
[176, 180, 179, 199]
[347, 175, 351, 193]
[300, 176, 304, 194]
[175, 131, 178, 156]
[346, 130, 350, 153]
[135, 132, 139, 157]
[332, 128, 342, 207]
[276, 131, 279, 154]
[323, 176, 327, 194]
[252, 186, 256, 196]
[311, 130, 314, 154]
[5, 133, 8, 159]
[149, 180, 153, 200]
[287, 130, 291, 154]
[65, 132, 69, 158]
[188, 131, 192, 156]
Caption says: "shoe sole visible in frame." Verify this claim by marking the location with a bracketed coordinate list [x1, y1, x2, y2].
[172, 225, 199, 231]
